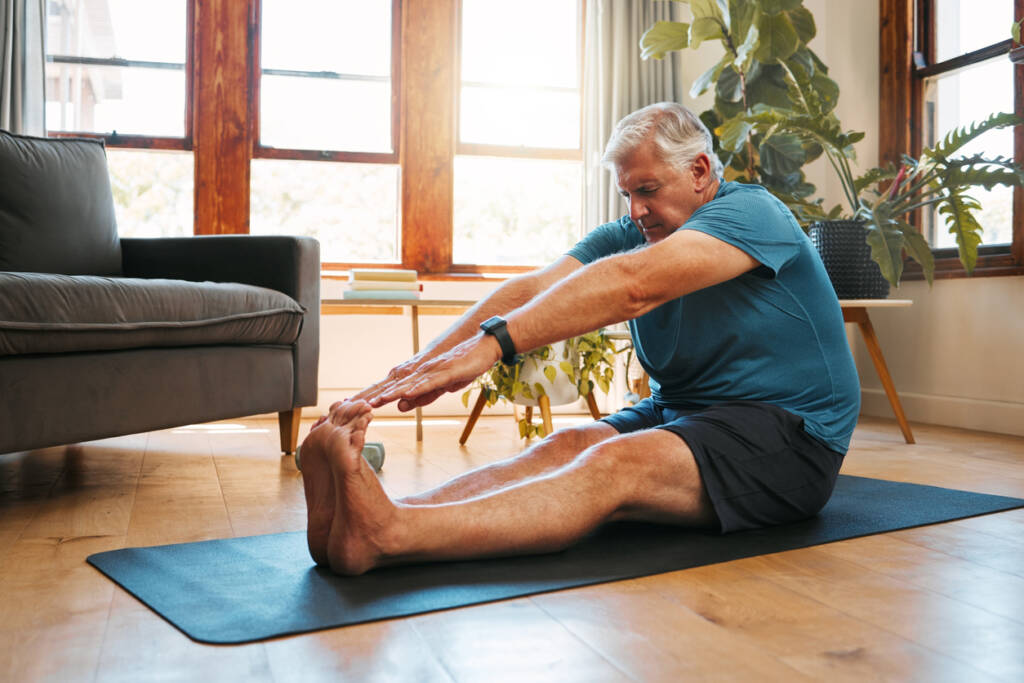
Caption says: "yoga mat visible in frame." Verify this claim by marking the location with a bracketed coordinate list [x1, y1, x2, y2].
[88, 475, 1024, 644]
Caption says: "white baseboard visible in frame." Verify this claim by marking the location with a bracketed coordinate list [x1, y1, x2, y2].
[860, 388, 1024, 438]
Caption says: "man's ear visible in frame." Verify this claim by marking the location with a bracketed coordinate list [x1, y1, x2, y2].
[690, 154, 714, 191]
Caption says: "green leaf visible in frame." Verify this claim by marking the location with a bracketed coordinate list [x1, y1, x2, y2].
[811, 71, 839, 113]
[716, 65, 744, 102]
[761, 0, 801, 14]
[559, 361, 575, 376]
[787, 6, 816, 43]
[754, 11, 800, 64]
[461, 391, 470, 408]
[1013, 19, 1022, 44]
[640, 21, 690, 59]
[518, 419, 528, 439]
[690, 54, 732, 99]
[716, 116, 754, 153]
[938, 193, 984, 275]
[759, 133, 806, 176]
[900, 225, 935, 286]
[543, 365, 557, 384]
[533, 382, 545, 397]
[690, 16, 725, 49]
[864, 216, 906, 287]
[729, 0, 757, 41]
[733, 22, 760, 74]
[927, 112, 1024, 161]
[690, 0, 729, 27]
[745, 64, 793, 108]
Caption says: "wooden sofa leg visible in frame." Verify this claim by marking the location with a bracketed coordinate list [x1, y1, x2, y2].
[278, 408, 302, 455]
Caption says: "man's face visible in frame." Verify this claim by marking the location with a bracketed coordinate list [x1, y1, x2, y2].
[615, 140, 712, 244]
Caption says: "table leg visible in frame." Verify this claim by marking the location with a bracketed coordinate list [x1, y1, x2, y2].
[411, 305, 423, 441]
[844, 307, 915, 444]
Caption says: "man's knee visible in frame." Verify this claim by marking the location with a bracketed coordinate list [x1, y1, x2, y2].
[575, 430, 713, 524]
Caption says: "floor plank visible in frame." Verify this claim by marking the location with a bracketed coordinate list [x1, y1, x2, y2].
[1, 414, 1022, 682]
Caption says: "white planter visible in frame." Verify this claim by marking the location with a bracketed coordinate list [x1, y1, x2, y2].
[510, 341, 580, 407]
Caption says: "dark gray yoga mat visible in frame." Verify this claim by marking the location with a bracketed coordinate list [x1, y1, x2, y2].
[88, 475, 1024, 644]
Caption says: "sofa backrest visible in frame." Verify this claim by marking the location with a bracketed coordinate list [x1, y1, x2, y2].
[0, 130, 121, 276]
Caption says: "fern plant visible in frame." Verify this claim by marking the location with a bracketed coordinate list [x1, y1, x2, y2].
[739, 60, 1024, 287]
[462, 330, 623, 439]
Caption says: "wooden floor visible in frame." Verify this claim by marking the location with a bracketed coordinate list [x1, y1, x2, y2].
[2, 414, 1023, 682]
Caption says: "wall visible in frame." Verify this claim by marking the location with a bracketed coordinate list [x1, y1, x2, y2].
[317, 0, 1024, 437]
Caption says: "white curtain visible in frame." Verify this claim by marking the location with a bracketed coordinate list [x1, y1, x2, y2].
[583, 0, 683, 231]
[0, 0, 46, 135]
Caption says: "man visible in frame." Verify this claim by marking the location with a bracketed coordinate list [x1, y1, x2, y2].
[301, 102, 860, 576]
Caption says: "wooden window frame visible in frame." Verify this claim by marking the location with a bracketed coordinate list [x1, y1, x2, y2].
[45, 1, 195, 152]
[43, 0, 586, 277]
[879, 0, 1024, 279]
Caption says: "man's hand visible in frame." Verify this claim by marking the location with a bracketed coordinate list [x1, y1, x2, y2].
[367, 333, 502, 412]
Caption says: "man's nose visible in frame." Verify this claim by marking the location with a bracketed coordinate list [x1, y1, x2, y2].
[629, 199, 648, 223]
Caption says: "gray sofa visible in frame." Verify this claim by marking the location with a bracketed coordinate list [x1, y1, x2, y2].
[0, 130, 319, 455]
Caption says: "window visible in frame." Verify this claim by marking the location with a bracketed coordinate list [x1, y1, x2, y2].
[44, 0, 193, 238]
[453, 0, 583, 267]
[250, 0, 401, 263]
[880, 0, 1023, 277]
[41, 0, 587, 274]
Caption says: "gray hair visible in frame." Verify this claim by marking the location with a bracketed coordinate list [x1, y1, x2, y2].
[601, 102, 723, 178]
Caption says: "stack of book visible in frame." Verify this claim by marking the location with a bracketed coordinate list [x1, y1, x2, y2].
[343, 268, 422, 300]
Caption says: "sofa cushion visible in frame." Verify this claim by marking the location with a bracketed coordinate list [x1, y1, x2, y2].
[0, 131, 121, 275]
[0, 273, 306, 356]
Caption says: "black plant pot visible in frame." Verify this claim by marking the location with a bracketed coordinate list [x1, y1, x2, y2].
[808, 220, 890, 299]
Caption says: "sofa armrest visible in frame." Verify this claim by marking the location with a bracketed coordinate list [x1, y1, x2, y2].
[121, 235, 320, 407]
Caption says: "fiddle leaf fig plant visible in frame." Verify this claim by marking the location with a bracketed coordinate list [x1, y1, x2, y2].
[462, 330, 623, 439]
[641, 0, 841, 217]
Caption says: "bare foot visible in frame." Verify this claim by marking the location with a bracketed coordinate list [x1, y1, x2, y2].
[323, 406, 405, 575]
[300, 401, 372, 566]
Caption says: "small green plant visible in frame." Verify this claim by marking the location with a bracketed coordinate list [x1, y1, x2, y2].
[462, 330, 623, 439]
[1012, 17, 1022, 44]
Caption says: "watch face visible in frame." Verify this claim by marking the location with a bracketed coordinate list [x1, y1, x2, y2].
[481, 316, 505, 332]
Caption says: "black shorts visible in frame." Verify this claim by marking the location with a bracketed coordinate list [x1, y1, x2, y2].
[601, 399, 845, 533]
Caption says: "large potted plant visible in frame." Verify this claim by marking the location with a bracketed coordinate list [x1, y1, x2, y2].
[743, 60, 1024, 295]
[640, 0, 841, 218]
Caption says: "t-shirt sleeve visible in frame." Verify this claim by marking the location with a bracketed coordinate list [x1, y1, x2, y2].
[682, 186, 802, 278]
[566, 217, 638, 265]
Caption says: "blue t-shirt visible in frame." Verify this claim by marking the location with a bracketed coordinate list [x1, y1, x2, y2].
[567, 181, 860, 453]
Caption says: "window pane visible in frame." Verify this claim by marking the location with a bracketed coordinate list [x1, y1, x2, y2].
[934, 0, 1014, 61]
[261, 0, 390, 75]
[260, 0, 393, 153]
[47, 0, 186, 63]
[923, 56, 1014, 247]
[453, 157, 581, 266]
[250, 160, 399, 263]
[459, 0, 579, 148]
[45, 64, 185, 136]
[460, 86, 580, 148]
[45, 0, 186, 136]
[259, 76, 391, 152]
[107, 149, 193, 238]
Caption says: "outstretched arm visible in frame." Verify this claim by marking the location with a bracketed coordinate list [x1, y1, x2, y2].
[370, 228, 760, 411]
[349, 256, 584, 410]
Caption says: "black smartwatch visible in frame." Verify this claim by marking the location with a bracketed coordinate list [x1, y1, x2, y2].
[480, 315, 519, 365]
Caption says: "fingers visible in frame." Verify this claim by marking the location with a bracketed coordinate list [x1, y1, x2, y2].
[328, 399, 373, 426]
[396, 388, 447, 412]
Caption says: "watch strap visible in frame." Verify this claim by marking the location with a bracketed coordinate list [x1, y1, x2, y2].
[480, 316, 518, 365]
